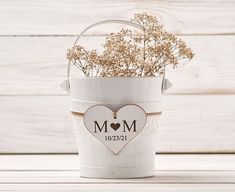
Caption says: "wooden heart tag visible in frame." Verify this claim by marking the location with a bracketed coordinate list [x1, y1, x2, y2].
[83, 104, 147, 155]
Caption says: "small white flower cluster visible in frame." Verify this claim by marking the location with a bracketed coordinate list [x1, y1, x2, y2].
[67, 13, 194, 77]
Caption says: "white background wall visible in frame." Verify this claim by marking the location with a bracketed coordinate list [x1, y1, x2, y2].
[0, 0, 235, 153]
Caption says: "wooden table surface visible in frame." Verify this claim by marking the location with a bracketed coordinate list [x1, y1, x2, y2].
[1, 154, 235, 191]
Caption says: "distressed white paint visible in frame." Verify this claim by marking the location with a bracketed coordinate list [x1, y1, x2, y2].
[0, 0, 234, 35]
[1, 184, 235, 192]
[0, 0, 234, 153]
[0, 95, 235, 153]
[1, 155, 235, 191]
[0, 36, 235, 95]
[69, 78, 161, 178]
[76, 105, 154, 178]
[2, 154, 235, 171]
[2, 170, 235, 183]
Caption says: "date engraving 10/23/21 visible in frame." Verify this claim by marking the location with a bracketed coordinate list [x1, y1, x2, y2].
[105, 135, 127, 141]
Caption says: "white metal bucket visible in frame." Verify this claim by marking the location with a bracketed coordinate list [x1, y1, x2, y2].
[60, 20, 172, 179]
[70, 77, 163, 178]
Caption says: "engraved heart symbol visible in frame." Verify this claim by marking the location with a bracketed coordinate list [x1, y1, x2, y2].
[110, 123, 120, 131]
[84, 104, 147, 155]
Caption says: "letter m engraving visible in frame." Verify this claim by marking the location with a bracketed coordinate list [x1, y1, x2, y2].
[94, 121, 108, 133]
[123, 120, 137, 132]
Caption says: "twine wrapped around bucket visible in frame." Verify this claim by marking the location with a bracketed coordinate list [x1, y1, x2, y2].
[71, 111, 162, 117]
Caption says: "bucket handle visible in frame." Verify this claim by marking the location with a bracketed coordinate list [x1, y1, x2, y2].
[61, 19, 172, 94]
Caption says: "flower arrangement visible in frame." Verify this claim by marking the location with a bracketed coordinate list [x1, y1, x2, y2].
[67, 13, 194, 77]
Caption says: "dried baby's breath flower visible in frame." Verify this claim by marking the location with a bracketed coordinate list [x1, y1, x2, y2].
[67, 12, 194, 77]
